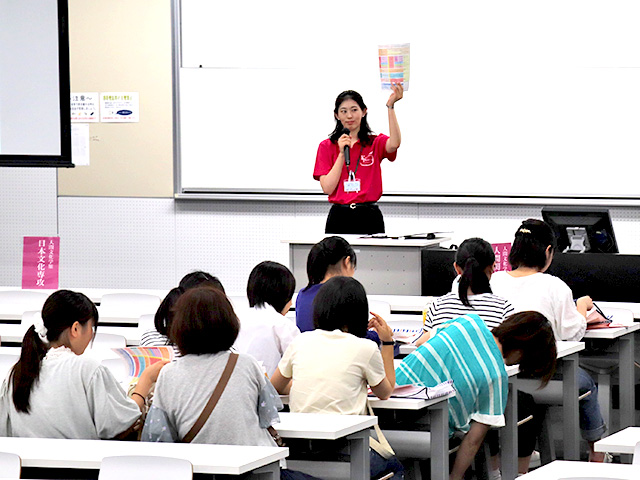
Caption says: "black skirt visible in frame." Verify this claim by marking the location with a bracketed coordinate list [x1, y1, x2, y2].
[325, 203, 385, 234]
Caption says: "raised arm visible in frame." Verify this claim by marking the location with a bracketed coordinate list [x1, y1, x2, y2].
[385, 84, 403, 153]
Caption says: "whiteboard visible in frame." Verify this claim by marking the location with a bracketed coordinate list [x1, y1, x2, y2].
[176, 0, 640, 202]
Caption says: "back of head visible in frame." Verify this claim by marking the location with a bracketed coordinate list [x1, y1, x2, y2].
[169, 286, 239, 355]
[508, 219, 556, 270]
[247, 261, 296, 313]
[12, 289, 98, 413]
[154, 287, 183, 336]
[179, 271, 225, 293]
[493, 311, 557, 387]
[456, 237, 495, 307]
[306, 236, 357, 287]
[312, 276, 368, 338]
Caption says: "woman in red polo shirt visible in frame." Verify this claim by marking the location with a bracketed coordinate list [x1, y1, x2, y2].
[314, 85, 403, 234]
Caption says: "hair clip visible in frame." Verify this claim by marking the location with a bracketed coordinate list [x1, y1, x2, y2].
[518, 228, 531, 234]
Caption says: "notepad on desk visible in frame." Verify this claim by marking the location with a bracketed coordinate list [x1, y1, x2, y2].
[369, 380, 454, 400]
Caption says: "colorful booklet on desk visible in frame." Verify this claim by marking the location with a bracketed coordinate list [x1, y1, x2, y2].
[113, 346, 174, 377]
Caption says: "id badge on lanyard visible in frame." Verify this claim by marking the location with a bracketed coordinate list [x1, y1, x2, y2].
[343, 145, 361, 193]
[344, 171, 361, 192]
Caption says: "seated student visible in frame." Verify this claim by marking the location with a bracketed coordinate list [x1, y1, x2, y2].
[141, 287, 313, 480]
[490, 219, 608, 462]
[416, 237, 514, 346]
[141, 270, 225, 355]
[233, 261, 300, 376]
[396, 311, 557, 480]
[272, 276, 404, 479]
[0, 290, 164, 439]
[296, 236, 382, 346]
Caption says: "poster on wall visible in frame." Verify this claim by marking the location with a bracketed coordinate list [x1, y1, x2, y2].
[71, 92, 99, 123]
[492, 243, 512, 272]
[22, 237, 60, 289]
[100, 92, 139, 122]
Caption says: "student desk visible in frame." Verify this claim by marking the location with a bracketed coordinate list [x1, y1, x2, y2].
[284, 236, 449, 296]
[582, 321, 639, 432]
[273, 412, 377, 480]
[518, 460, 640, 479]
[0, 437, 288, 478]
[594, 426, 640, 455]
[369, 393, 453, 480]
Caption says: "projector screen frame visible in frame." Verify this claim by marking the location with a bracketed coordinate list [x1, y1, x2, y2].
[0, 0, 72, 168]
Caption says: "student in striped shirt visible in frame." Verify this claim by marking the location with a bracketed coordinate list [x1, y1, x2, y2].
[396, 311, 556, 480]
[416, 237, 513, 346]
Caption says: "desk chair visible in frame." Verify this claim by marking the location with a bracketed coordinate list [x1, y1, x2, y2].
[369, 300, 391, 318]
[90, 333, 127, 349]
[98, 455, 193, 480]
[98, 294, 161, 324]
[0, 452, 21, 478]
[137, 313, 155, 337]
[0, 290, 49, 318]
[633, 441, 640, 465]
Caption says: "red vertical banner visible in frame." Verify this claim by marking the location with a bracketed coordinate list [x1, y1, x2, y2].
[492, 242, 512, 272]
[22, 237, 60, 289]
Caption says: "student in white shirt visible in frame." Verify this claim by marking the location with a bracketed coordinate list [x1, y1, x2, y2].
[234, 261, 300, 376]
[0, 290, 164, 439]
[271, 276, 404, 479]
[491, 218, 607, 462]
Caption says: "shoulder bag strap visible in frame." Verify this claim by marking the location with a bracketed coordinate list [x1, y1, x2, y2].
[180, 352, 239, 443]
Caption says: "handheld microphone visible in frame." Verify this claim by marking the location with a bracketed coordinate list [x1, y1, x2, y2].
[341, 127, 350, 167]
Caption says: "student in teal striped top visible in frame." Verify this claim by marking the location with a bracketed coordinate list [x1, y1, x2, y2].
[396, 311, 556, 480]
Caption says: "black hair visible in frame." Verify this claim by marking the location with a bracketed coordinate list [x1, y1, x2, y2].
[456, 238, 495, 307]
[10, 290, 98, 413]
[508, 219, 557, 270]
[312, 276, 369, 338]
[328, 90, 375, 147]
[154, 270, 225, 336]
[492, 311, 557, 387]
[179, 271, 225, 293]
[247, 261, 296, 313]
[306, 236, 357, 288]
[169, 287, 239, 355]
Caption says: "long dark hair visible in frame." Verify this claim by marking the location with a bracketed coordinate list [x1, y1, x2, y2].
[456, 238, 495, 307]
[154, 271, 225, 336]
[313, 276, 369, 338]
[508, 219, 556, 270]
[10, 290, 98, 413]
[305, 236, 357, 288]
[328, 90, 375, 147]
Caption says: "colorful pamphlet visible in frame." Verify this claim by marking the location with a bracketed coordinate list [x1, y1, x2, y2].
[378, 43, 410, 90]
[113, 346, 174, 377]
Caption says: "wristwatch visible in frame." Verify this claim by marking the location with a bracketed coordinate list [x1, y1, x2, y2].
[381, 340, 395, 346]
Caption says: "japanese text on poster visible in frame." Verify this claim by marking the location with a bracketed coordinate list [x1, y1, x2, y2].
[492, 243, 512, 272]
[22, 237, 60, 289]
[70, 92, 99, 123]
[100, 92, 139, 123]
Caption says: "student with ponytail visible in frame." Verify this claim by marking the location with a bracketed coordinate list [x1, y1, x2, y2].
[295, 236, 357, 332]
[0, 290, 165, 439]
[416, 237, 514, 346]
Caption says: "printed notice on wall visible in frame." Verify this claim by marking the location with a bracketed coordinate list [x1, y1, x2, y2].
[378, 43, 410, 91]
[22, 237, 60, 289]
[71, 124, 90, 166]
[100, 92, 139, 123]
[71, 92, 99, 123]
[492, 243, 512, 272]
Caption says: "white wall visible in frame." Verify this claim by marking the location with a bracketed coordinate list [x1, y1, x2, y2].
[4, 169, 640, 294]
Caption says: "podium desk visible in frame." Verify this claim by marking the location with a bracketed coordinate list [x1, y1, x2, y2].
[283, 236, 449, 296]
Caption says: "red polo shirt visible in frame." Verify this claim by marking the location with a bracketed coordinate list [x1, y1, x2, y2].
[313, 134, 397, 204]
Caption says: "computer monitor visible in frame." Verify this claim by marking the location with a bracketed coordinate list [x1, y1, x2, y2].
[541, 207, 618, 253]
